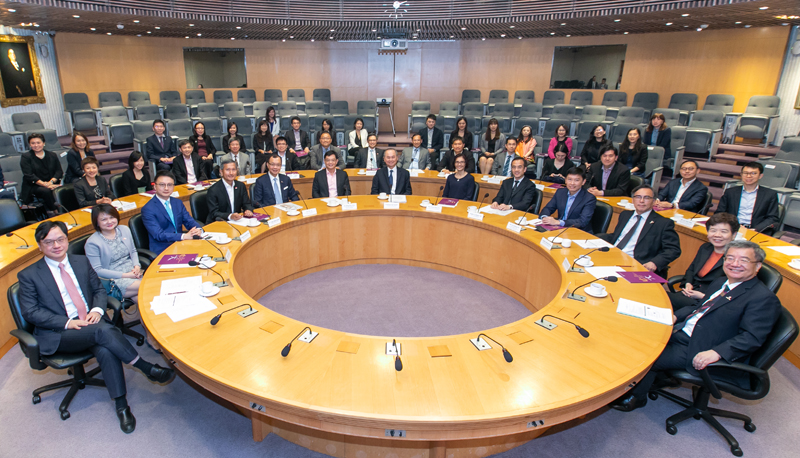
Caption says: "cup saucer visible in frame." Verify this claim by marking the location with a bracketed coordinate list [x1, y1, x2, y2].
[199, 286, 220, 297]
[585, 287, 608, 298]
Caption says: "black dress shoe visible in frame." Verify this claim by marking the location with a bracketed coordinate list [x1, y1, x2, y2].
[611, 394, 647, 412]
[116, 406, 136, 433]
[146, 364, 175, 384]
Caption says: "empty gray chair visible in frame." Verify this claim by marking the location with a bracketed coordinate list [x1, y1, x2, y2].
[548, 104, 576, 121]
[461, 102, 485, 133]
[185, 90, 206, 116]
[513, 91, 535, 108]
[11, 113, 55, 143]
[0, 133, 18, 157]
[356, 100, 377, 133]
[263, 89, 283, 103]
[132, 120, 154, 154]
[437, 101, 459, 131]
[668, 93, 698, 126]
[312, 89, 331, 113]
[229, 116, 254, 151]
[98, 92, 124, 108]
[127, 91, 151, 109]
[460, 90, 481, 114]
[223, 102, 246, 120]
[305, 101, 326, 131]
[63, 93, 97, 132]
[486, 90, 508, 114]
[736, 96, 781, 145]
[237, 89, 256, 115]
[330, 101, 349, 131]
[164, 104, 190, 120]
[287, 89, 306, 111]
[213, 90, 233, 116]
[758, 138, 800, 188]
[134, 104, 161, 121]
[644, 146, 665, 186]
[253, 102, 271, 124]
[632, 92, 659, 123]
[194, 103, 220, 120]
[100, 107, 134, 151]
[684, 110, 725, 159]
[541, 90, 565, 117]
[408, 101, 432, 135]
[166, 118, 193, 140]
[602, 92, 628, 121]
[483, 103, 514, 135]
[0, 154, 22, 198]
[278, 101, 299, 131]
[576, 105, 608, 132]
[702, 94, 735, 114]
[159, 91, 182, 106]
[569, 91, 593, 109]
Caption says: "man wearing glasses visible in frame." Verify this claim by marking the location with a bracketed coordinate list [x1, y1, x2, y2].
[141, 170, 202, 254]
[716, 162, 780, 235]
[598, 184, 681, 277]
[612, 240, 781, 412]
[655, 160, 709, 213]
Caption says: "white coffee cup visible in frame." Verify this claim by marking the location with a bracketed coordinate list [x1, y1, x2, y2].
[219, 236, 232, 243]
[201, 281, 214, 295]
[619, 199, 629, 204]
[549, 236, 563, 244]
[467, 206, 478, 213]
[358, 169, 366, 175]
[790, 258, 800, 268]
[421, 199, 431, 206]
[340, 197, 348, 204]
[561, 238, 572, 248]
[379, 192, 387, 199]
[287, 210, 300, 216]
[576, 255, 592, 266]
[588, 283, 606, 295]
[200, 255, 212, 263]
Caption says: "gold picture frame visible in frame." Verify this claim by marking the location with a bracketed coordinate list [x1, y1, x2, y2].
[795, 81, 800, 110]
[0, 35, 45, 108]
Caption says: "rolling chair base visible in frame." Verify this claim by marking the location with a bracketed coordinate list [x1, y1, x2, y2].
[117, 299, 145, 346]
[32, 365, 106, 421]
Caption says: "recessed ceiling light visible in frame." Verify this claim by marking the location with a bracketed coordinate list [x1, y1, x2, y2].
[189, 24, 194, 27]
[197, 33, 201, 36]
[550, 32, 555, 35]
[137, 34, 141, 37]
[481, 37, 485, 41]
[107, 32, 112, 35]
[282, 39, 286, 42]
[377, 36, 381, 39]
[510, 25, 515, 29]
[330, 36, 334, 39]
[500, 34, 506, 37]
[236, 26, 242, 30]
[416, 29, 420, 32]
[311, 39, 314, 42]
[34, 24, 39, 27]
[614, 19, 621, 22]
[566, 34, 571, 37]
[372, 29, 377, 32]
[759, 6, 769, 10]
[147, 31, 151, 34]
[518, 36, 523, 39]
[744, 25, 751, 28]
[461, 27, 466, 30]
[682, 13, 689, 17]
[73, 15, 80, 18]
[684, 25, 689, 28]
[735, 21, 742, 24]
[289, 36, 294, 39]
[7, 9, 15, 12]
[283, 28, 288, 31]
[185, 36, 189, 39]
[666, 22, 673, 26]
[133, 20, 139, 23]
[230, 37, 235, 40]
[624, 32, 629, 34]
[696, 28, 702, 32]
[450, 35, 454, 38]
[330, 29, 335, 32]
[155, 26, 160, 29]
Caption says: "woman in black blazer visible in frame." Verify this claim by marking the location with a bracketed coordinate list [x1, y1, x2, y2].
[171, 139, 208, 185]
[189, 121, 216, 179]
[618, 128, 648, 177]
[541, 143, 573, 183]
[449, 116, 474, 151]
[117, 151, 152, 197]
[643, 113, 672, 163]
[669, 212, 738, 310]
[63, 132, 95, 184]
[74, 157, 114, 208]
[222, 121, 245, 154]
[580, 125, 610, 168]
[253, 119, 275, 174]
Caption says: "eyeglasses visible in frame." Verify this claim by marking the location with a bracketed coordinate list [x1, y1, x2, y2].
[680, 167, 697, 171]
[632, 195, 654, 201]
[741, 171, 759, 176]
[723, 256, 757, 265]
[155, 182, 174, 189]
[41, 236, 68, 247]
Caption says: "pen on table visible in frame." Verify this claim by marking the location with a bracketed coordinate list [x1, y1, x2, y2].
[160, 270, 176, 273]
[609, 292, 615, 303]
[167, 291, 186, 295]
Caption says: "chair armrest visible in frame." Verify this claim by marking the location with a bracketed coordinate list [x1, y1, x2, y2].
[10, 328, 42, 367]
[667, 275, 685, 291]
[107, 296, 122, 315]
[773, 230, 786, 239]
[699, 367, 723, 399]
[137, 248, 158, 263]
[740, 114, 771, 121]
[702, 360, 769, 399]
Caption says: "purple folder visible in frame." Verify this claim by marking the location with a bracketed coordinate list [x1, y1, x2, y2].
[253, 213, 270, 221]
[547, 183, 564, 189]
[618, 271, 667, 284]
[438, 198, 459, 206]
[539, 224, 562, 231]
[158, 254, 198, 265]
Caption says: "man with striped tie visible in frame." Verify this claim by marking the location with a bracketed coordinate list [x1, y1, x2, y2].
[612, 240, 782, 412]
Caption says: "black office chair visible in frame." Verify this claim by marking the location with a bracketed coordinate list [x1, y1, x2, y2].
[591, 201, 613, 234]
[8, 282, 122, 420]
[628, 174, 644, 195]
[0, 199, 33, 235]
[109, 174, 125, 198]
[650, 306, 798, 457]
[528, 188, 543, 215]
[667, 262, 782, 296]
[189, 190, 208, 227]
[700, 191, 713, 216]
[54, 184, 81, 212]
[472, 182, 480, 202]
[127, 214, 157, 264]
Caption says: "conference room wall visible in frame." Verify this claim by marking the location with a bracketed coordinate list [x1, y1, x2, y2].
[55, 27, 788, 134]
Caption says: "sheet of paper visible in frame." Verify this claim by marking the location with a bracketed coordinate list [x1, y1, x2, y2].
[766, 246, 800, 256]
[164, 293, 218, 323]
[200, 232, 228, 243]
[228, 218, 257, 227]
[584, 266, 626, 280]
[479, 206, 515, 216]
[616, 298, 673, 325]
[274, 203, 302, 212]
[573, 239, 613, 249]
[159, 276, 202, 296]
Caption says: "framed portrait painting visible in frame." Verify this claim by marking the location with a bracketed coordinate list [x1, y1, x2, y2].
[0, 35, 45, 107]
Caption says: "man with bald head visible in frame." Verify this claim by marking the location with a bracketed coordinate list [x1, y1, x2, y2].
[371, 148, 412, 195]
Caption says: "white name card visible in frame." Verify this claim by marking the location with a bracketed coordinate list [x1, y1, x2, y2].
[506, 222, 524, 233]
[409, 170, 422, 177]
[237, 176, 246, 182]
[239, 230, 251, 243]
[342, 203, 358, 211]
[540, 237, 554, 250]
[267, 217, 281, 228]
[535, 184, 545, 191]
[170, 191, 179, 198]
[120, 201, 137, 211]
[225, 248, 233, 263]
[366, 170, 377, 176]
[425, 204, 443, 213]
[245, 178, 257, 184]
[488, 177, 505, 184]
[383, 202, 400, 209]
[674, 218, 696, 229]
[562, 257, 572, 273]
[302, 208, 318, 217]
[468, 211, 484, 221]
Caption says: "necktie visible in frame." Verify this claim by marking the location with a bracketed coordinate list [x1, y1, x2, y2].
[502, 154, 512, 176]
[688, 285, 731, 321]
[164, 200, 176, 229]
[615, 215, 641, 250]
[59, 263, 87, 321]
[273, 177, 283, 204]
[159, 136, 164, 149]
[389, 169, 394, 191]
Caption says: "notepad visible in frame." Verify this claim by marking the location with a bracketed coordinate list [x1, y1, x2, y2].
[616, 298, 672, 325]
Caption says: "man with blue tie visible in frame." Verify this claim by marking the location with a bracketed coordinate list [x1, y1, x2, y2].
[141, 171, 202, 254]
[371, 149, 412, 195]
[252, 153, 300, 207]
[540, 167, 597, 233]
[145, 120, 178, 171]
[490, 138, 518, 177]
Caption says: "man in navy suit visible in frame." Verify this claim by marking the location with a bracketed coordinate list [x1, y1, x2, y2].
[145, 119, 178, 171]
[371, 149, 412, 195]
[205, 159, 255, 224]
[18, 221, 174, 433]
[613, 240, 781, 412]
[418, 114, 444, 170]
[491, 156, 536, 211]
[141, 170, 202, 254]
[716, 162, 780, 234]
[540, 167, 597, 233]
[252, 153, 300, 207]
[656, 160, 708, 213]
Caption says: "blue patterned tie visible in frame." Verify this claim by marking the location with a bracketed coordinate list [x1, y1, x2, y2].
[164, 200, 176, 229]
[273, 177, 283, 205]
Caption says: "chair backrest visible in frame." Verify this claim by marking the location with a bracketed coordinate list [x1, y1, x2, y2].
[0, 155, 22, 195]
[100, 106, 131, 123]
[253, 101, 271, 119]
[654, 108, 681, 127]
[0, 133, 15, 156]
[229, 116, 253, 135]
[542, 90, 564, 106]
[198, 117, 223, 137]
[670, 126, 687, 150]
[438, 101, 459, 116]
[632, 92, 659, 111]
[64, 93, 92, 111]
[492, 103, 514, 118]
[628, 175, 644, 195]
[277, 100, 298, 115]
[700, 191, 713, 215]
[237, 89, 256, 104]
[109, 174, 125, 198]
[11, 112, 45, 132]
[127, 91, 151, 107]
[98, 91, 123, 107]
[263, 89, 283, 102]
[591, 201, 613, 234]
[550, 104, 576, 121]
[128, 213, 150, 250]
[703, 94, 734, 114]
[185, 90, 206, 105]
[569, 91, 593, 107]
[135, 104, 161, 121]
[779, 137, 800, 156]
[611, 123, 638, 144]
[760, 162, 792, 188]
[579, 105, 607, 122]
[529, 188, 543, 214]
[668, 93, 698, 112]
[749, 306, 798, 371]
[8, 283, 37, 339]
[287, 89, 306, 103]
[159, 91, 182, 106]
[688, 110, 725, 130]
[313, 88, 331, 104]
[644, 146, 664, 177]
[0, 199, 27, 235]
[195, 103, 220, 118]
[411, 101, 431, 114]
[744, 96, 780, 116]
[518, 103, 543, 118]
[487, 90, 508, 104]
[460, 90, 481, 105]
[67, 233, 91, 255]
[462, 102, 484, 119]
[575, 122, 597, 140]
[213, 90, 233, 105]
[615, 107, 645, 125]
[305, 101, 326, 115]
[167, 118, 193, 139]
[54, 184, 80, 211]
[356, 100, 377, 115]
[190, 189, 209, 224]
[513, 91, 535, 105]
[330, 100, 349, 115]
[132, 120, 153, 142]
[223, 102, 246, 118]
[601, 92, 628, 108]
[164, 104, 189, 120]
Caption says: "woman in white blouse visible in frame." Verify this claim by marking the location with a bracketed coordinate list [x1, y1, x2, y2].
[348, 118, 369, 156]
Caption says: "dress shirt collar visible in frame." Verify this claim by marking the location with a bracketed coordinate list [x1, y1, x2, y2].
[634, 209, 652, 219]
[44, 254, 69, 270]
[743, 185, 759, 195]
[223, 179, 235, 191]
[156, 195, 171, 206]
[681, 177, 696, 187]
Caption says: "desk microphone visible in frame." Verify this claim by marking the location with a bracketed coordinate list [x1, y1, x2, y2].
[392, 339, 403, 371]
[476, 193, 490, 212]
[433, 185, 444, 205]
[281, 326, 312, 357]
[566, 276, 618, 302]
[215, 217, 242, 241]
[296, 191, 309, 210]
[536, 314, 590, 338]
[475, 333, 513, 362]
[514, 203, 537, 226]
[56, 204, 79, 229]
[6, 232, 30, 249]
[748, 224, 775, 241]
[210, 304, 256, 325]
[187, 260, 228, 287]
[255, 206, 270, 224]
[193, 235, 226, 262]
[569, 246, 610, 273]
[546, 226, 571, 249]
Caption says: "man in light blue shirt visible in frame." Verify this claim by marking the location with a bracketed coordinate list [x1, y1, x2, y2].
[540, 167, 597, 233]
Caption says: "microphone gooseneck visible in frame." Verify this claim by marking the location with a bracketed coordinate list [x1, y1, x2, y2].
[571, 246, 611, 270]
[433, 186, 444, 205]
[210, 304, 253, 325]
[296, 192, 309, 210]
[515, 203, 537, 226]
[393, 339, 403, 371]
[188, 260, 227, 286]
[477, 333, 513, 362]
[748, 224, 775, 241]
[476, 193, 490, 211]
[216, 217, 242, 239]
[256, 206, 270, 220]
[571, 276, 618, 296]
[6, 232, 30, 248]
[281, 326, 312, 357]
[56, 204, 79, 228]
[194, 235, 226, 261]
[541, 315, 590, 338]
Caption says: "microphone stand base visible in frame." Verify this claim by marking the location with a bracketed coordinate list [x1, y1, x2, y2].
[535, 318, 557, 330]
[551, 245, 562, 250]
[212, 257, 226, 262]
[231, 237, 241, 241]
[16, 245, 31, 250]
[213, 281, 229, 288]
[567, 293, 586, 302]
[237, 308, 258, 318]
[568, 267, 585, 273]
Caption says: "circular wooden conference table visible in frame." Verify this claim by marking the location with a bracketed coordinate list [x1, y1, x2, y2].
[0, 169, 797, 458]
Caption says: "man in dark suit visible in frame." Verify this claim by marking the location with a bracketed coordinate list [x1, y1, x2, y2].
[540, 167, 597, 233]
[371, 149, 412, 195]
[171, 139, 207, 185]
[716, 162, 780, 235]
[252, 153, 300, 207]
[491, 156, 537, 211]
[656, 160, 708, 213]
[613, 240, 781, 412]
[145, 120, 178, 171]
[312, 150, 351, 198]
[439, 136, 476, 174]
[356, 134, 384, 169]
[141, 171, 203, 254]
[206, 159, 255, 224]
[586, 145, 631, 197]
[18, 221, 174, 433]
[285, 116, 310, 168]
[272, 136, 302, 172]
[598, 184, 681, 277]
[418, 114, 444, 170]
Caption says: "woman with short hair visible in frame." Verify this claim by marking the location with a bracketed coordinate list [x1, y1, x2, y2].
[85, 203, 142, 304]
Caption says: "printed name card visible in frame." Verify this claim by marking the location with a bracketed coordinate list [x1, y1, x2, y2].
[239, 230, 251, 243]
[224, 249, 233, 263]
[302, 208, 318, 217]
[383, 202, 400, 209]
[425, 204, 443, 213]
[562, 257, 572, 272]
[540, 237, 554, 250]
[674, 218, 696, 229]
[488, 176, 506, 184]
[342, 202, 358, 211]
[286, 173, 301, 179]
[366, 170, 377, 176]
[409, 170, 422, 177]
[267, 217, 281, 228]
[120, 201, 137, 211]
[468, 211, 484, 221]
[245, 178, 257, 184]
[506, 222, 524, 233]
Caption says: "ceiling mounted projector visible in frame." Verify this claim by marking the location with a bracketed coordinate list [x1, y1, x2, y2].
[380, 38, 407, 50]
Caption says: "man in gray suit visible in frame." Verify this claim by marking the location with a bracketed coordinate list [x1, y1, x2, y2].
[309, 132, 343, 170]
[399, 134, 430, 170]
[219, 138, 250, 175]
[490, 137, 518, 177]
